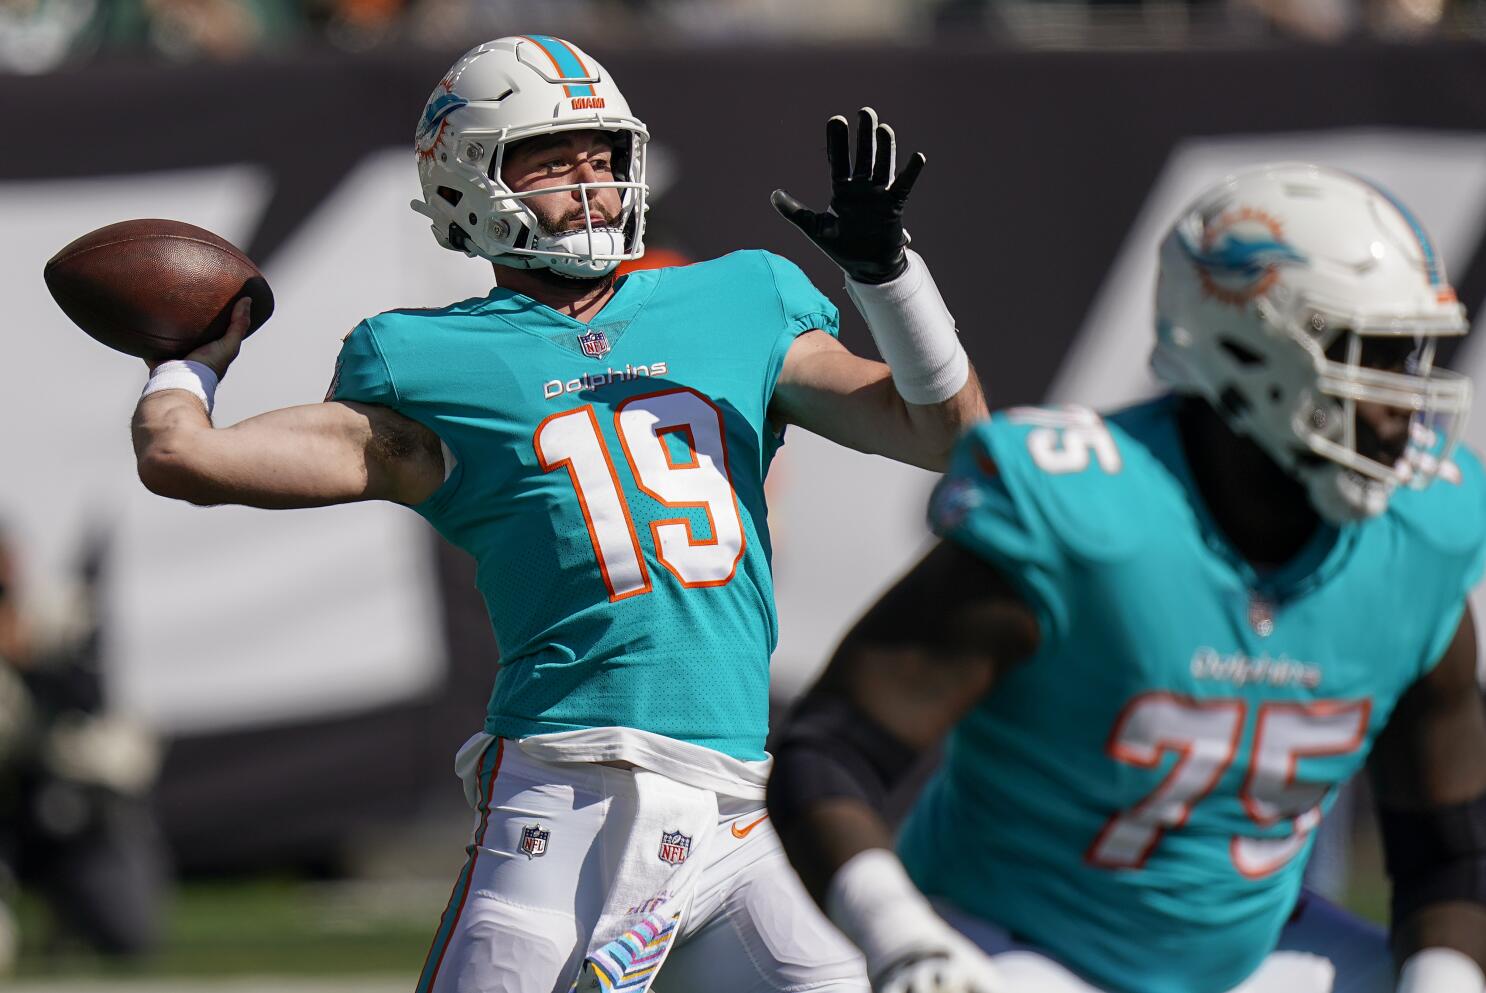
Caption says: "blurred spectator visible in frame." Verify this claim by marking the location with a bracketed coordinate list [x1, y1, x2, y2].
[0, 0, 301, 72]
[0, 525, 170, 968]
[647, 0, 921, 41]
[127, 0, 303, 61]
[4, 0, 1485, 71]
[307, 0, 409, 50]
[406, 0, 626, 49]
[0, 0, 102, 73]
[934, 0, 1464, 43]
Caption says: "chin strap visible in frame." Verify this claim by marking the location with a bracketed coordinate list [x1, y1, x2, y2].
[1302, 462, 1394, 524]
[491, 227, 630, 278]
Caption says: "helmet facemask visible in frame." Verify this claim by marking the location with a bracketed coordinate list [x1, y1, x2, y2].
[1285, 307, 1470, 522]
[1157, 291, 1471, 524]
[417, 122, 649, 279]
[483, 126, 648, 278]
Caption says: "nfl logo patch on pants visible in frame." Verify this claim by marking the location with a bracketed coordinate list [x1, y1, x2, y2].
[521, 823, 549, 859]
[658, 829, 691, 866]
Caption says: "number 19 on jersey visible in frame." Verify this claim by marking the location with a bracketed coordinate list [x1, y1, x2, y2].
[534, 387, 746, 601]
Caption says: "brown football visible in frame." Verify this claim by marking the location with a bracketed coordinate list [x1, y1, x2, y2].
[44, 219, 274, 362]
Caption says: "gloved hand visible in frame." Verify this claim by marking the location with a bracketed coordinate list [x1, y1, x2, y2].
[878, 930, 1011, 993]
[772, 107, 926, 285]
[827, 849, 1010, 993]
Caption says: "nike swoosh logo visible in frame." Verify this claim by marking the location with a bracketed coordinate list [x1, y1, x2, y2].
[730, 814, 768, 839]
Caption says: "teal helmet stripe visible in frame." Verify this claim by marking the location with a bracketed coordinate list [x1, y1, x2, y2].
[1358, 174, 1445, 288]
[524, 35, 596, 97]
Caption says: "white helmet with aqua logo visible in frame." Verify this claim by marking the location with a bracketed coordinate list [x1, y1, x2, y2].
[410, 36, 649, 278]
[1153, 163, 1471, 522]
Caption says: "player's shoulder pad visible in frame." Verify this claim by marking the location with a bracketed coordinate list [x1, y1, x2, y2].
[1387, 441, 1486, 563]
[328, 319, 397, 406]
[647, 249, 769, 286]
[675, 250, 838, 337]
[939, 404, 1178, 564]
[368, 293, 494, 333]
[349, 295, 499, 374]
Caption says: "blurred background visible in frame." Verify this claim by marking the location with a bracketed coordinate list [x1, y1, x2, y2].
[2, 2, 1486, 990]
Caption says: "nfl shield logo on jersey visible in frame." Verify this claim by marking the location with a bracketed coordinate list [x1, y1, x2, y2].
[657, 830, 691, 866]
[578, 329, 610, 359]
[520, 823, 549, 859]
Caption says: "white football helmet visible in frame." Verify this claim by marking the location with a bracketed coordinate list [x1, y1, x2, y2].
[410, 36, 649, 278]
[1153, 163, 1471, 522]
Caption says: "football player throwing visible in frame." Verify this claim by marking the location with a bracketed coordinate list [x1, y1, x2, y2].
[131, 36, 986, 993]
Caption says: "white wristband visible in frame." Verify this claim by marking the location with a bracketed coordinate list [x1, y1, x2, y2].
[825, 848, 952, 980]
[844, 249, 970, 406]
[143, 360, 219, 414]
[1398, 948, 1485, 993]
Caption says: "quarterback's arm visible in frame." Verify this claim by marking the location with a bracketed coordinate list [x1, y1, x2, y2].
[766, 540, 1037, 990]
[1368, 606, 1486, 990]
[770, 330, 987, 471]
[133, 393, 444, 509]
[132, 301, 445, 509]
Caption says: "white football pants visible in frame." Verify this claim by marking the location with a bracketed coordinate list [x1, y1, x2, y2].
[416, 740, 867, 993]
[942, 890, 1393, 993]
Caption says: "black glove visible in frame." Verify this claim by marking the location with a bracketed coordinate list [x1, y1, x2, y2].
[772, 107, 927, 285]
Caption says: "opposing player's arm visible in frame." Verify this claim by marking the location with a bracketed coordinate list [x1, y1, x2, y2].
[132, 300, 445, 509]
[770, 331, 987, 471]
[1368, 605, 1486, 989]
[767, 539, 1036, 991]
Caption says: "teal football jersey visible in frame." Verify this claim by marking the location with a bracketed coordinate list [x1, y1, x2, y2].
[330, 251, 838, 761]
[899, 397, 1486, 993]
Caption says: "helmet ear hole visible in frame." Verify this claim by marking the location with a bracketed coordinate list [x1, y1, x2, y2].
[1218, 338, 1266, 368]
[1218, 386, 1250, 418]
[437, 186, 463, 207]
[611, 132, 634, 182]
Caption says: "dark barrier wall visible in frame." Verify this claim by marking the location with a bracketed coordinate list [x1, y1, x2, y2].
[5, 42, 1485, 869]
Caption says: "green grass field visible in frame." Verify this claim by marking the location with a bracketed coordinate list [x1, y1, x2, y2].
[10, 841, 1391, 983]
[15, 877, 443, 979]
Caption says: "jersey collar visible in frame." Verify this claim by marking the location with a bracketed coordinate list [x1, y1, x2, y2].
[1147, 395, 1360, 603]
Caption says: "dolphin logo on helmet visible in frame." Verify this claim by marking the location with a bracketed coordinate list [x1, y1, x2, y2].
[409, 36, 650, 279]
[1179, 207, 1308, 307]
[415, 85, 469, 159]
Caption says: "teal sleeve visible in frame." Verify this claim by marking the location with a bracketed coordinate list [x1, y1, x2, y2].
[328, 321, 398, 406]
[325, 319, 464, 512]
[928, 420, 1072, 650]
[1416, 447, 1486, 676]
[760, 252, 842, 430]
[763, 252, 840, 339]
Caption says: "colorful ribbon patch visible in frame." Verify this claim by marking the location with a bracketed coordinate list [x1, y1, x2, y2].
[571, 911, 681, 993]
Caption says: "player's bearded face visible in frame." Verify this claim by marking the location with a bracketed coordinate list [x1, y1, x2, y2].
[501, 131, 624, 238]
